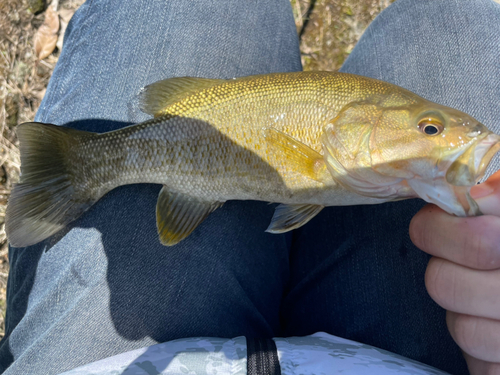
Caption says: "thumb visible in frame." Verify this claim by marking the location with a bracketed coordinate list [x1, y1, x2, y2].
[470, 170, 500, 216]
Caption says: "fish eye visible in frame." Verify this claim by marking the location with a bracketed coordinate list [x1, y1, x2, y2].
[418, 118, 444, 136]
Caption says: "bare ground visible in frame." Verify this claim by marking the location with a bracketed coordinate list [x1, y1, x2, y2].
[0, 0, 395, 338]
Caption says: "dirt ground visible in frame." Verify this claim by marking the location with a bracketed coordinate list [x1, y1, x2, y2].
[0, 0, 395, 338]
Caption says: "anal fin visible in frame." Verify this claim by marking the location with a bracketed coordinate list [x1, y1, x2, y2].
[266, 204, 324, 234]
[156, 187, 223, 246]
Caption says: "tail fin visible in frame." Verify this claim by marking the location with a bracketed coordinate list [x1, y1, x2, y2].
[6, 122, 97, 247]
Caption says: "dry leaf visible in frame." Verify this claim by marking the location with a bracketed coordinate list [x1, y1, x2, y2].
[33, 88, 47, 100]
[34, 6, 60, 60]
[56, 7, 76, 52]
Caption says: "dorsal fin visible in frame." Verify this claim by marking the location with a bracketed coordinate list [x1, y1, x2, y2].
[139, 77, 227, 116]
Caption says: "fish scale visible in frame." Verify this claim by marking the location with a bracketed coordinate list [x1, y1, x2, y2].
[86, 73, 360, 200]
[5, 72, 500, 247]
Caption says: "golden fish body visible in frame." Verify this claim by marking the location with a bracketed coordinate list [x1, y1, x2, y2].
[5, 72, 500, 247]
[94, 72, 392, 205]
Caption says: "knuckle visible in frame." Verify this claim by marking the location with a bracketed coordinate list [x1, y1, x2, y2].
[465, 217, 500, 269]
[449, 314, 478, 355]
[476, 221, 500, 269]
[484, 363, 500, 375]
[409, 213, 424, 249]
[465, 353, 500, 375]
[449, 314, 500, 363]
[425, 258, 452, 307]
[409, 210, 435, 251]
[473, 235, 498, 269]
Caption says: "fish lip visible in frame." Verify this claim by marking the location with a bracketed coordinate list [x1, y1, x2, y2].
[474, 133, 500, 182]
[409, 133, 500, 217]
[445, 132, 500, 186]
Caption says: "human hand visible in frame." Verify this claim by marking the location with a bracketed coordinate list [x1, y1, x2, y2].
[409, 171, 500, 374]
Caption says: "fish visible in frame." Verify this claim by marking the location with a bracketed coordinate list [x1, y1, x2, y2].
[5, 71, 500, 248]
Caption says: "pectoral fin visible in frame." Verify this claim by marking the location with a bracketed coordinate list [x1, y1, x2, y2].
[266, 204, 324, 233]
[263, 127, 330, 183]
[156, 187, 223, 246]
[139, 77, 227, 116]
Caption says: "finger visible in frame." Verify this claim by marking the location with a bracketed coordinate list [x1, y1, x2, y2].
[471, 170, 500, 216]
[410, 206, 500, 270]
[447, 311, 500, 363]
[463, 352, 500, 375]
[426, 257, 500, 320]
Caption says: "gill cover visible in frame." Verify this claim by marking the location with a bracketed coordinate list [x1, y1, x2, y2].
[321, 101, 500, 216]
[321, 102, 413, 201]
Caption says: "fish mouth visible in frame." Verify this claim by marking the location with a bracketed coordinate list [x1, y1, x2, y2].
[408, 132, 500, 217]
[474, 133, 500, 182]
[446, 133, 500, 187]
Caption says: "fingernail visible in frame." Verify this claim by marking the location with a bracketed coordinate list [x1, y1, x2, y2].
[470, 182, 495, 199]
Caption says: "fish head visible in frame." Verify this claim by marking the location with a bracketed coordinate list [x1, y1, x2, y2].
[322, 99, 500, 216]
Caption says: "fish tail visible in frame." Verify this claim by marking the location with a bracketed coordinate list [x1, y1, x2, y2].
[6, 122, 98, 247]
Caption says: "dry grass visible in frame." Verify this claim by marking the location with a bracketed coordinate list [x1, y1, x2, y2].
[0, 0, 38, 338]
[0, 0, 394, 338]
[291, 0, 395, 71]
[0, 0, 85, 338]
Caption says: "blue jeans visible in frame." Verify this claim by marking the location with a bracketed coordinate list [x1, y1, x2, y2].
[2, 0, 500, 374]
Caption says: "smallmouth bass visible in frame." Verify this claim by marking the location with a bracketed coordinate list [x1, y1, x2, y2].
[6, 72, 500, 247]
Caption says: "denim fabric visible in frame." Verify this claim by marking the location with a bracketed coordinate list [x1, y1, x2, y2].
[1, 1, 300, 374]
[2, 0, 500, 374]
[284, 1, 500, 375]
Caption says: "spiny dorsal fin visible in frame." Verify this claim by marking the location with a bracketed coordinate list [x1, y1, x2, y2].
[266, 203, 324, 233]
[263, 127, 330, 183]
[156, 187, 224, 246]
[139, 77, 227, 116]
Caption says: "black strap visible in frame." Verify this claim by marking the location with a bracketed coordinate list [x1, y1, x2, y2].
[246, 337, 281, 375]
